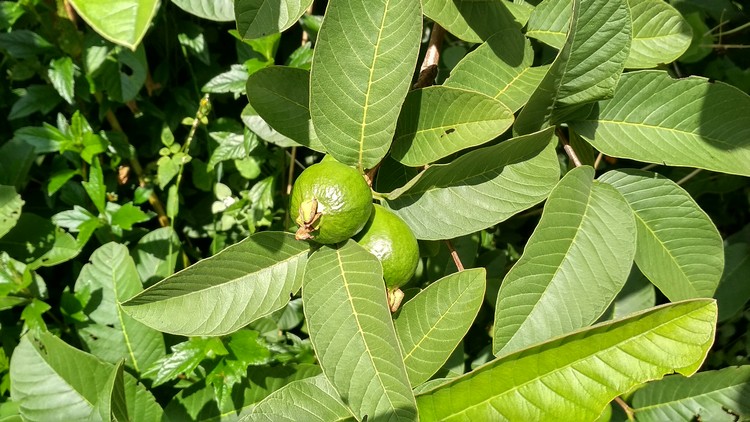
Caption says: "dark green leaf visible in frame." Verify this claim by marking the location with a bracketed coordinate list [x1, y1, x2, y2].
[0, 186, 23, 239]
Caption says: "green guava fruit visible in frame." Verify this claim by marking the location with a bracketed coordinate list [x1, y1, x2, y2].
[289, 160, 373, 244]
[354, 204, 419, 290]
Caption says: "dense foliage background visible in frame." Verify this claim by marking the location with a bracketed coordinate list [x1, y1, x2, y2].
[0, 0, 749, 420]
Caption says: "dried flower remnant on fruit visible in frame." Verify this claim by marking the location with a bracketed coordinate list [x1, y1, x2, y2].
[295, 198, 322, 240]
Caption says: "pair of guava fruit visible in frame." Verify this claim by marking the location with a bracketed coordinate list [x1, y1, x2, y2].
[290, 160, 419, 310]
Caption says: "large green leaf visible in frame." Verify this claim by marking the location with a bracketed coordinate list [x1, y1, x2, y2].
[10, 332, 163, 421]
[527, 0, 692, 69]
[122, 232, 309, 336]
[0, 185, 23, 239]
[391, 87, 513, 166]
[444, 29, 549, 113]
[394, 269, 485, 387]
[235, 0, 313, 40]
[624, 0, 692, 68]
[570, 71, 750, 177]
[75, 243, 165, 373]
[244, 375, 356, 421]
[309, 0, 422, 170]
[417, 300, 718, 421]
[172, 0, 234, 21]
[68, 0, 160, 50]
[383, 128, 559, 241]
[245, 67, 324, 152]
[632, 366, 750, 421]
[421, 0, 518, 43]
[493, 166, 636, 356]
[713, 243, 750, 322]
[303, 241, 416, 421]
[515, 0, 631, 135]
[599, 169, 724, 301]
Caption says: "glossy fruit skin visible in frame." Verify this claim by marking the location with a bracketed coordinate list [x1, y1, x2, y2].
[290, 161, 373, 244]
[355, 204, 419, 289]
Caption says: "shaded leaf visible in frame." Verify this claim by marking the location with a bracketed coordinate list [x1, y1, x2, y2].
[310, 0, 422, 170]
[632, 366, 750, 421]
[383, 128, 559, 240]
[599, 169, 724, 301]
[0, 186, 23, 239]
[394, 269, 485, 386]
[391, 87, 513, 167]
[570, 71, 750, 177]
[417, 300, 717, 421]
[303, 240, 417, 421]
[122, 232, 309, 336]
[132, 227, 180, 286]
[493, 166, 636, 356]
[713, 243, 750, 322]
[421, 0, 518, 43]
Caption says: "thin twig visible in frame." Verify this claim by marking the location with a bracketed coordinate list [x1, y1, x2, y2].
[556, 127, 582, 168]
[641, 163, 659, 171]
[413, 24, 445, 89]
[614, 397, 635, 421]
[286, 147, 297, 195]
[593, 152, 603, 170]
[97, 93, 169, 227]
[703, 43, 750, 49]
[715, 21, 750, 37]
[445, 240, 465, 271]
[677, 168, 702, 185]
[63, 0, 77, 24]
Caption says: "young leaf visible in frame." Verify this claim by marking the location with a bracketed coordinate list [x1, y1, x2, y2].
[515, 0, 631, 135]
[0, 185, 23, 239]
[245, 375, 356, 421]
[417, 300, 718, 421]
[383, 128, 559, 240]
[235, 0, 313, 40]
[391, 87, 513, 166]
[48, 57, 76, 105]
[310, 0, 422, 170]
[632, 366, 750, 421]
[421, 0, 518, 43]
[444, 29, 549, 113]
[599, 169, 724, 301]
[67, 0, 159, 49]
[122, 232, 309, 336]
[74, 243, 165, 372]
[172, 0, 234, 21]
[245, 66, 325, 152]
[303, 241, 417, 421]
[570, 71, 750, 177]
[493, 166, 637, 356]
[10, 332, 163, 421]
[394, 269, 486, 387]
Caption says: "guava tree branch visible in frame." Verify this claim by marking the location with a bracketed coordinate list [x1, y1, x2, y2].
[445, 240, 465, 271]
[556, 127, 582, 168]
[413, 23, 445, 89]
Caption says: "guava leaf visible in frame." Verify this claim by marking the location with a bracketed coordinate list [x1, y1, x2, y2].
[607, 266, 656, 320]
[131, 226, 180, 286]
[235, 0, 313, 40]
[527, 0, 692, 69]
[570, 71, 750, 177]
[67, 0, 159, 50]
[303, 241, 416, 421]
[383, 128, 559, 241]
[246, 66, 324, 152]
[310, 0, 422, 170]
[515, 0, 631, 135]
[75, 243, 165, 372]
[395, 269, 485, 387]
[421, 0, 518, 43]
[244, 375, 356, 421]
[444, 29, 549, 113]
[599, 169, 724, 301]
[171, 0, 234, 21]
[632, 366, 750, 421]
[391, 87, 513, 166]
[417, 300, 718, 421]
[714, 243, 750, 322]
[122, 232, 309, 336]
[10, 332, 163, 421]
[493, 166, 636, 356]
